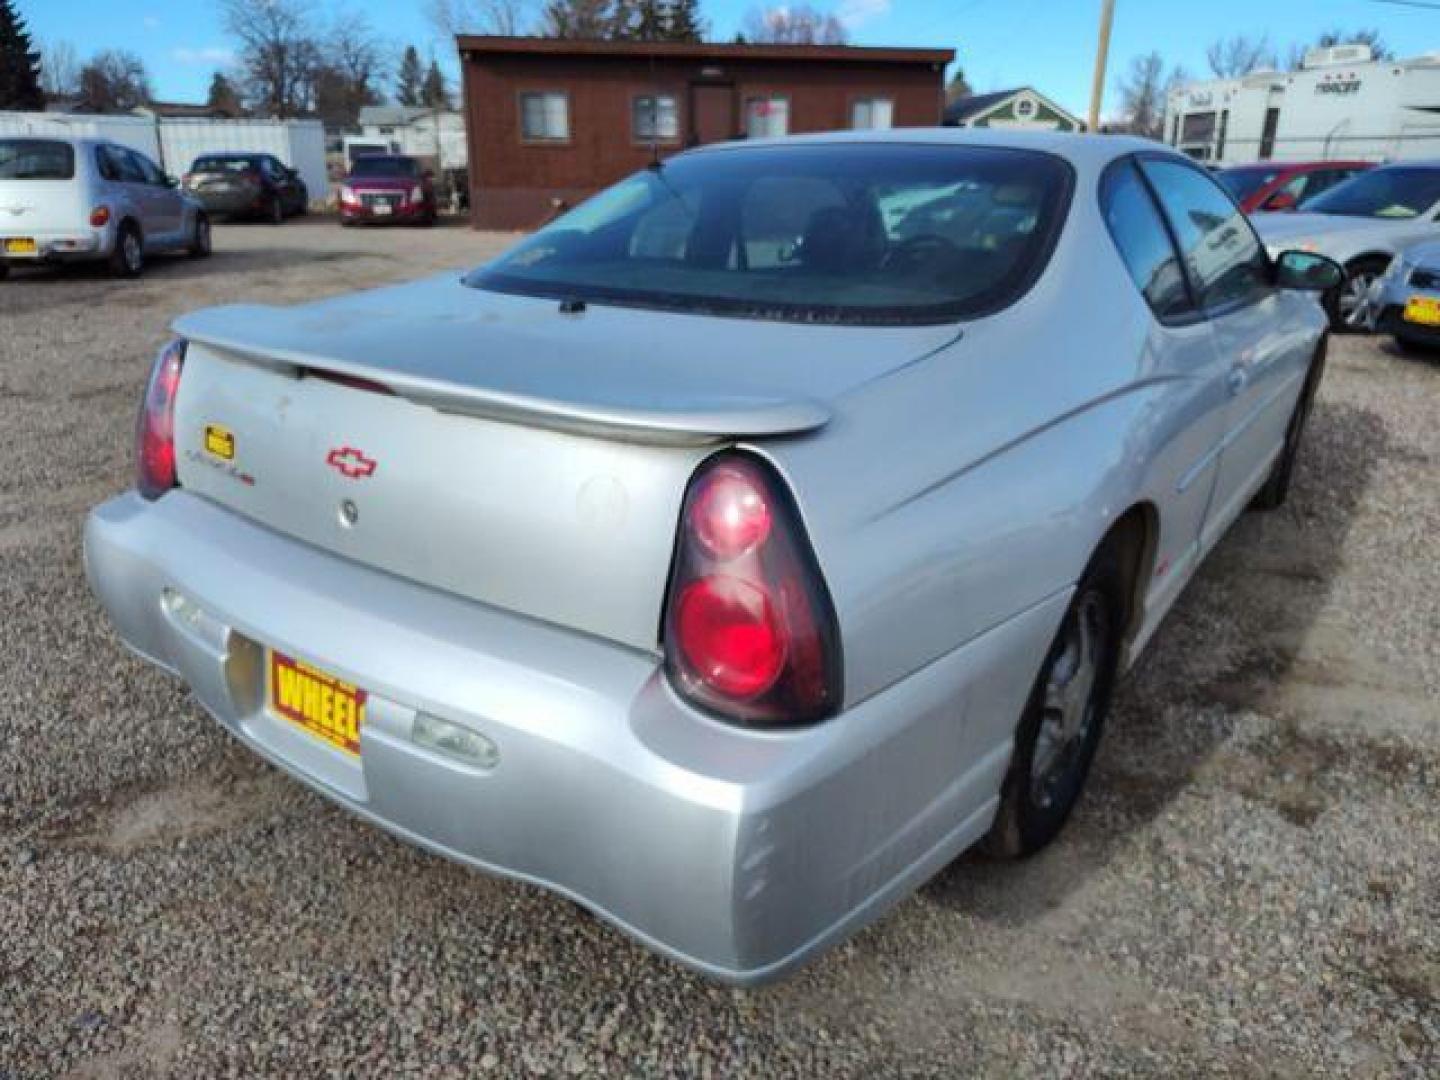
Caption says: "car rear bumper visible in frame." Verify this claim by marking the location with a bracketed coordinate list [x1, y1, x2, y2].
[1, 229, 107, 261]
[340, 201, 430, 223]
[191, 189, 264, 214]
[84, 490, 1061, 982]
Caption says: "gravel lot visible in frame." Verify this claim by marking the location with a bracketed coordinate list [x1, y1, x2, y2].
[1, 218, 1436, 1077]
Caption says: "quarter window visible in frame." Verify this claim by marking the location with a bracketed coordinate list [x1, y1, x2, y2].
[633, 94, 679, 142]
[520, 91, 570, 142]
[745, 95, 789, 138]
[1139, 158, 1271, 311]
[851, 98, 894, 130]
[1100, 160, 1192, 321]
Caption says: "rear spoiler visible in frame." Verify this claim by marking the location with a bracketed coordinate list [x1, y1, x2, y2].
[173, 314, 830, 448]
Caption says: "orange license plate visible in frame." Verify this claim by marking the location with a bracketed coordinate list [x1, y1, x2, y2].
[3, 237, 37, 255]
[267, 650, 366, 755]
[1402, 295, 1440, 327]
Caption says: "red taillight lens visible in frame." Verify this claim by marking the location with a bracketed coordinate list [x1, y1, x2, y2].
[89, 205, 110, 227]
[136, 338, 186, 500]
[663, 453, 842, 726]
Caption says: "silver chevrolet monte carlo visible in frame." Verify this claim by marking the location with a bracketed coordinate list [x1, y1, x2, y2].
[85, 130, 1341, 983]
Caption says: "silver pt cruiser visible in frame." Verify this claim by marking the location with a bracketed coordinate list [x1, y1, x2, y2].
[85, 131, 1340, 983]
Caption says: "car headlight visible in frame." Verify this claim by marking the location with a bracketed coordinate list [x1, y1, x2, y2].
[409, 185, 423, 203]
[339, 185, 355, 203]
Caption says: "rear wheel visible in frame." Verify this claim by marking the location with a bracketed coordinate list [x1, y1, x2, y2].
[981, 544, 1125, 858]
[188, 213, 212, 258]
[1327, 257, 1387, 333]
[109, 223, 143, 278]
[267, 194, 284, 225]
[1252, 343, 1326, 511]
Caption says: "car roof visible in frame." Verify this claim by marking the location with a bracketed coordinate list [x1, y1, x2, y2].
[1223, 160, 1372, 172]
[683, 128, 1168, 169]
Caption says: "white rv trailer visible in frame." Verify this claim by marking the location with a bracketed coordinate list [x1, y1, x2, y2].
[1162, 45, 1440, 165]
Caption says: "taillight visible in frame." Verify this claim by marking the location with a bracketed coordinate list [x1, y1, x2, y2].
[136, 338, 186, 500]
[663, 453, 842, 726]
[89, 205, 110, 227]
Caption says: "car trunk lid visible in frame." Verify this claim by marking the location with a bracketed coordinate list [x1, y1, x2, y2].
[170, 275, 958, 650]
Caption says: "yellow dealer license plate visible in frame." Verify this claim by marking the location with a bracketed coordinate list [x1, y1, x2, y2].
[267, 650, 366, 755]
[3, 238, 37, 255]
[1403, 295, 1440, 326]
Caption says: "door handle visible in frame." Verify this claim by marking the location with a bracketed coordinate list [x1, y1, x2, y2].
[1226, 367, 1248, 396]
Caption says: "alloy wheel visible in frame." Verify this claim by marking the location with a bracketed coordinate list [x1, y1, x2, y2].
[1339, 270, 1378, 329]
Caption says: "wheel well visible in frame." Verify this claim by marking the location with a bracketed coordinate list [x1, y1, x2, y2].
[1345, 252, 1391, 272]
[1098, 503, 1158, 648]
[117, 216, 140, 238]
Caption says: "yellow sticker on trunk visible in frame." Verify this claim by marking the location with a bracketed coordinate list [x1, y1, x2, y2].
[204, 423, 235, 460]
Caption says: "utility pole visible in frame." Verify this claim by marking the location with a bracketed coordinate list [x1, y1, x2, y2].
[1087, 0, 1116, 132]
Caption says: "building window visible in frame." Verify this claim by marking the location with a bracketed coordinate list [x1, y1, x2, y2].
[850, 97, 894, 130]
[745, 95, 789, 138]
[520, 91, 570, 142]
[1015, 97, 1036, 119]
[633, 94, 679, 142]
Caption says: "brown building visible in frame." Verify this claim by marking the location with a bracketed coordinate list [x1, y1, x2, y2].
[456, 36, 955, 230]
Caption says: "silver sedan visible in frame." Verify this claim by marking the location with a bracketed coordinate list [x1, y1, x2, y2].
[85, 130, 1337, 983]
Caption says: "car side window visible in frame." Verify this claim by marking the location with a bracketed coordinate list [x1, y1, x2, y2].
[130, 151, 166, 186]
[108, 148, 146, 184]
[95, 146, 119, 182]
[1140, 158, 1271, 312]
[1099, 159, 1193, 322]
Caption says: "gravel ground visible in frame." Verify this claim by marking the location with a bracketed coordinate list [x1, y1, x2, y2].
[1, 219, 1436, 1077]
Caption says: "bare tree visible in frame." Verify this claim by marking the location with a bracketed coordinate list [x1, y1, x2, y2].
[77, 49, 152, 112]
[427, 0, 535, 37]
[539, 0, 618, 39]
[742, 4, 848, 45]
[1116, 51, 1188, 140]
[1205, 34, 1276, 78]
[219, 0, 323, 118]
[40, 39, 80, 97]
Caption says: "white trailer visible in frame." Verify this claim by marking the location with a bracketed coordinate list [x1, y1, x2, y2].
[1163, 45, 1440, 165]
[0, 112, 328, 206]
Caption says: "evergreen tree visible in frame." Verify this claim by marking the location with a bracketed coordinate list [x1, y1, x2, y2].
[664, 0, 704, 42]
[395, 45, 424, 106]
[0, 0, 44, 110]
[422, 59, 449, 109]
[206, 72, 244, 116]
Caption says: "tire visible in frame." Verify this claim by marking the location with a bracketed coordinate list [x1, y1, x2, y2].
[109, 223, 143, 278]
[1252, 341, 1326, 511]
[981, 542, 1125, 859]
[267, 194, 284, 225]
[188, 213, 212, 258]
[1393, 333, 1433, 357]
[0, 260, 9, 280]
[1327, 257, 1388, 333]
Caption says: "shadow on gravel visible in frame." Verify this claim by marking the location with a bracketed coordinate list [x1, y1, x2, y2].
[922, 398, 1390, 924]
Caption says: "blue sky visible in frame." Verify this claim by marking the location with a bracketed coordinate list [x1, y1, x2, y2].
[16, 0, 1440, 120]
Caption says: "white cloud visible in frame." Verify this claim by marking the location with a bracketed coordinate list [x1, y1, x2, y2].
[837, 0, 891, 29]
[171, 46, 237, 66]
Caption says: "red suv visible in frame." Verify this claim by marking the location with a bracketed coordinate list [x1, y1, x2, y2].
[1218, 160, 1374, 214]
[338, 155, 437, 227]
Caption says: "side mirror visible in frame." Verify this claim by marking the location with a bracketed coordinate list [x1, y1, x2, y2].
[1274, 250, 1344, 291]
[1264, 190, 1298, 212]
[165, 175, 179, 188]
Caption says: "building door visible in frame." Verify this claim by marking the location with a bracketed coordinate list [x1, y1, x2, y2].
[1259, 108, 1280, 160]
[690, 83, 735, 145]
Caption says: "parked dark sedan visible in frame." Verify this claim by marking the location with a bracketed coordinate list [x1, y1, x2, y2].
[183, 153, 308, 223]
[338, 155, 437, 226]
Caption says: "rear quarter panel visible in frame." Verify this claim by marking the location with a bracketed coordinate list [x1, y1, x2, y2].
[760, 164, 1225, 714]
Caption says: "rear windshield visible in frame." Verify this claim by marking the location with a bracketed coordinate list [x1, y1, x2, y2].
[1304, 166, 1440, 219]
[350, 156, 418, 178]
[467, 143, 1074, 325]
[1218, 167, 1280, 202]
[192, 156, 260, 173]
[0, 139, 75, 180]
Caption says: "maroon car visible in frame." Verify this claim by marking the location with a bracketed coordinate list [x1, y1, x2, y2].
[338, 155, 437, 226]
[1218, 160, 1374, 214]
